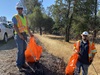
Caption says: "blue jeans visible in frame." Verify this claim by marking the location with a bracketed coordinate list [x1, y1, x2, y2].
[74, 61, 89, 75]
[14, 33, 27, 68]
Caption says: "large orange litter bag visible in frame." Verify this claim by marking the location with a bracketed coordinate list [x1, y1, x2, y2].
[65, 53, 79, 75]
[25, 37, 42, 63]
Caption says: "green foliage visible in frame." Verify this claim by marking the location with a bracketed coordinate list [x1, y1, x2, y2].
[71, 0, 99, 39]
[43, 14, 54, 34]
[24, 0, 41, 14]
[47, 0, 67, 35]
[24, 0, 99, 41]
[28, 6, 43, 30]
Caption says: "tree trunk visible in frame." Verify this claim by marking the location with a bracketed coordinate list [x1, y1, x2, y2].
[65, 0, 76, 42]
[65, 0, 70, 42]
[92, 0, 97, 42]
[40, 27, 42, 35]
[65, 13, 73, 42]
[93, 30, 97, 42]
[65, 26, 69, 42]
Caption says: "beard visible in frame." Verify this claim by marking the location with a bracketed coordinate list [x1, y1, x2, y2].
[82, 37, 88, 41]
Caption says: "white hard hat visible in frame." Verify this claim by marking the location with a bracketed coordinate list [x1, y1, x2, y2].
[16, 2, 23, 9]
[82, 31, 89, 35]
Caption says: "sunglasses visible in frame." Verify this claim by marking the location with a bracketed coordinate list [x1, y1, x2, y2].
[17, 8, 23, 10]
[83, 35, 88, 37]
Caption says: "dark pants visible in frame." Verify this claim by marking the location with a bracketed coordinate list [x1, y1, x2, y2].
[74, 61, 89, 75]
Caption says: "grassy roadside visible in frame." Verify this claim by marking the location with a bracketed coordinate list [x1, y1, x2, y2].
[35, 34, 100, 75]
[35, 34, 74, 63]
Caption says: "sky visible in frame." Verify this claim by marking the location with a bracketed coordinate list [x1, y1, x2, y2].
[0, 0, 55, 21]
[42, 0, 55, 9]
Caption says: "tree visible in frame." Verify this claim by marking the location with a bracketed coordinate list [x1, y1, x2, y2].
[47, 0, 77, 42]
[47, 0, 65, 35]
[92, 0, 98, 42]
[64, 0, 75, 42]
[24, 0, 100, 41]
[71, 0, 100, 41]
[28, 7, 43, 35]
[72, 0, 91, 37]
[43, 14, 54, 34]
[24, 0, 41, 14]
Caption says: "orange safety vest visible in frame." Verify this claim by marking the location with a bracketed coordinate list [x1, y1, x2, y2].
[14, 14, 28, 34]
[74, 40, 97, 62]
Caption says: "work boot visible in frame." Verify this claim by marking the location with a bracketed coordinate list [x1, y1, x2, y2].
[18, 67, 25, 72]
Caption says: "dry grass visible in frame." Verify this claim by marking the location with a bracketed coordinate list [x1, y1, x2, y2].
[35, 34, 100, 75]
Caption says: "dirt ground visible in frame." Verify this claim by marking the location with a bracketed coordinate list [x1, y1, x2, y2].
[0, 38, 66, 75]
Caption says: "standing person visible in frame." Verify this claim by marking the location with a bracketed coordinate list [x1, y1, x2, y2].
[12, 2, 33, 72]
[74, 31, 97, 75]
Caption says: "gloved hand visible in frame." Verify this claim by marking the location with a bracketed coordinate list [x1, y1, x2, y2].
[89, 58, 93, 65]
[30, 33, 34, 37]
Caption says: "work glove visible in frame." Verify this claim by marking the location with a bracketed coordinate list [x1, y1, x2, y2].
[89, 58, 93, 65]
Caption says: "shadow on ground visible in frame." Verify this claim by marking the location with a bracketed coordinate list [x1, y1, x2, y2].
[0, 37, 16, 50]
[19, 60, 66, 75]
[46, 35, 64, 41]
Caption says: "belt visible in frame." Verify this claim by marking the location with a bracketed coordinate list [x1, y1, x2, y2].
[21, 32, 26, 34]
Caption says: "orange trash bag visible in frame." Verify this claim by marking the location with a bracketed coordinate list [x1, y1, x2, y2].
[25, 37, 42, 63]
[65, 53, 79, 75]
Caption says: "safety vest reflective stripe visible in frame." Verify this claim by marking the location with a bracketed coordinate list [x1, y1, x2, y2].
[92, 50, 97, 53]
[89, 53, 92, 57]
[19, 16, 26, 26]
[14, 14, 28, 33]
